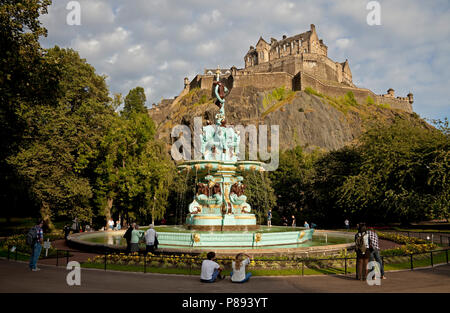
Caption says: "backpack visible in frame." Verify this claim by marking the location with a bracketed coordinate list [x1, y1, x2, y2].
[26, 226, 38, 246]
[355, 232, 367, 254]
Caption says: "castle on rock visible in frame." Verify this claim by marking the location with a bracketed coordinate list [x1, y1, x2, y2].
[156, 24, 413, 113]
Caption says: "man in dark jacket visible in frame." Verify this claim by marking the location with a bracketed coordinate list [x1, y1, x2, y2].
[123, 223, 135, 254]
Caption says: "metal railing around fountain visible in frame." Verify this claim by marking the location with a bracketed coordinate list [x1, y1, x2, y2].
[3, 245, 449, 276]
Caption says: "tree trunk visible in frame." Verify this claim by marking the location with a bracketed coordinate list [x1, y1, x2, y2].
[104, 198, 113, 227]
[40, 202, 54, 231]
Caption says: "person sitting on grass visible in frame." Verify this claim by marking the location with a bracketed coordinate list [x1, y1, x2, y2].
[200, 251, 225, 283]
[230, 253, 252, 283]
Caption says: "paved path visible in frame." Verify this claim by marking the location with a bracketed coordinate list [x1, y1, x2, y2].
[1, 259, 449, 293]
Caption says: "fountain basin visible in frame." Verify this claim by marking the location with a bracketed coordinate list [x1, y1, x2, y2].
[67, 226, 355, 257]
[178, 160, 266, 173]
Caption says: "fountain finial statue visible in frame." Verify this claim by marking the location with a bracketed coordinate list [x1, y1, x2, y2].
[213, 67, 228, 126]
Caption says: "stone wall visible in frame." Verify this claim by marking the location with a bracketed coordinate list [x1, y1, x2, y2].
[233, 72, 293, 90]
[375, 95, 413, 112]
[299, 72, 413, 112]
[187, 69, 412, 113]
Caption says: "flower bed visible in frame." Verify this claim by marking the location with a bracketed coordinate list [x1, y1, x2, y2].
[377, 232, 438, 255]
[0, 233, 65, 258]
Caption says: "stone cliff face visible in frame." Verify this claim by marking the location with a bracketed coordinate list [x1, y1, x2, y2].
[149, 86, 424, 153]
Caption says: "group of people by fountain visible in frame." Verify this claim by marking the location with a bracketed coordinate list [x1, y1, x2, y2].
[200, 251, 253, 283]
[122, 223, 158, 254]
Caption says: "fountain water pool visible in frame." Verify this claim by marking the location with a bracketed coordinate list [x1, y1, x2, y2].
[70, 226, 354, 255]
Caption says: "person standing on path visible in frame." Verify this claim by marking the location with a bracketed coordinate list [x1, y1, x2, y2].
[144, 224, 158, 254]
[130, 224, 145, 253]
[63, 224, 71, 241]
[291, 215, 296, 227]
[28, 220, 44, 271]
[355, 223, 370, 281]
[123, 223, 135, 254]
[345, 219, 350, 231]
[367, 227, 386, 280]
[267, 209, 272, 227]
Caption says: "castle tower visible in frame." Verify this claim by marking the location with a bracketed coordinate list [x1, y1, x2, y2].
[407, 92, 414, 104]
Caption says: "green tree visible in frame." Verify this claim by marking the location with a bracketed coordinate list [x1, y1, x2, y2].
[307, 146, 362, 226]
[94, 92, 175, 227]
[243, 170, 276, 225]
[122, 87, 147, 117]
[7, 46, 114, 229]
[331, 118, 448, 224]
[269, 146, 320, 222]
[0, 0, 59, 220]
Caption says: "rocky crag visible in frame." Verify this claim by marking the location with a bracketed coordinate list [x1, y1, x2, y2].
[149, 86, 427, 153]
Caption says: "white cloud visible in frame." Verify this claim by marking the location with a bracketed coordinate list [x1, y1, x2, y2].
[158, 61, 169, 71]
[335, 38, 352, 50]
[38, 0, 450, 119]
[195, 40, 220, 57]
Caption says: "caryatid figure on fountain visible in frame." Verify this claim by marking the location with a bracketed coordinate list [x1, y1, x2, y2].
[229, 176, 251, 214]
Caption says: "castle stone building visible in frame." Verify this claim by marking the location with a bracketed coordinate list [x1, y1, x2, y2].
[243, 24, 354, 87]
[154, 25, 413, 113]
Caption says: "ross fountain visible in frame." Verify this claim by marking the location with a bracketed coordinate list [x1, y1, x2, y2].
[179, 69, 260, 231]
[70, 70, 356, 255]
[165, 69, 315, 248]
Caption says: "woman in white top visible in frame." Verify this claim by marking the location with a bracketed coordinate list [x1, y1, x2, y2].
[231, 253, 252, 283]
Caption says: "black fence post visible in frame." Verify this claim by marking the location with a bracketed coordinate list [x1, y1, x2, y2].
[104, 252, 107, 271]
[7, 245, 10, 260]
[345, 257, 347, 275]
[66, 250, 69, 265]
[144, 255, 146, 274]
[302, 261, 304, 276]
[56, 250, 59, 266]
[410, 254, 413, 270]
[446, 249, 448, 264]
[430, 251, 433, 268]
[440, 235, 443, 245]
[14, 247, 17, 261]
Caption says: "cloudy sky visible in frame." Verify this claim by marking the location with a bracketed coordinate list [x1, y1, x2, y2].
[40, 0, 450, 120]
